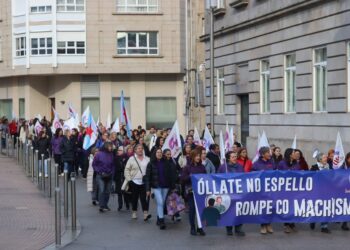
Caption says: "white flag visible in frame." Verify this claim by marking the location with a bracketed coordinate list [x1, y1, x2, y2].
[224, 122, 231, 152]
[63, 117, 78, 131]
[36, 114, 42, 121]
[81, 106, 90, 128]
[34, 121, 43, 136]
[203, 125, 215, 152]
[162, 120, 182, 158]
[12, 111, 17, 121]
[219, 131, 226, 164]
[229, 126, 234, 149]
[193, 127, 202, 146]
[106, 113, 111, 130]
[291, 135, 297, 150]
[111, 118, 120, 133]
[333, 132, 345, 169]
[51, 109, 62, 134]
[252, 131, 269, 163]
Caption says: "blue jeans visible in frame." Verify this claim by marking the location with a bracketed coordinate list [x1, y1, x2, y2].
[64, 161, 74, 174]
[39, 159, 48, 176]
[153, 188, 169, 219]
[96, 174, 112, 209]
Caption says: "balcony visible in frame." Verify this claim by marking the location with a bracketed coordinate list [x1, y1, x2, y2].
[214, 0, 226, 16]
[229, 0, 248, 9]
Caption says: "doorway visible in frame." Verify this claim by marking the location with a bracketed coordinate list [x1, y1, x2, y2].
[239, 95, 249, 146]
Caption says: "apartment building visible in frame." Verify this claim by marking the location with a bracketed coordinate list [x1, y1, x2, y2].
[0, 0, 187, 132]
[203, 0, 350, 160]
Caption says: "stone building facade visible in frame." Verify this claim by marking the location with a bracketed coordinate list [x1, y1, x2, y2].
[203, 0, 350, 161]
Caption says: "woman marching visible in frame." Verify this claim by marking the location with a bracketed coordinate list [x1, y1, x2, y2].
[114, 146, 130, 211]
[92, 142, 115, 213]
[51, 128, 64, 174]
[124, 144, 152, 221]
[145, 148, 177, 230]
[277, 148, 300, 233]
[181, 149, 207, 236]
[218, 151, 246, 236]
[252, 146, 275, 235]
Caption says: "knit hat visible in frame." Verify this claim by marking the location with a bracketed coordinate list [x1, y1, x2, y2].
[259, 146, 270, 156]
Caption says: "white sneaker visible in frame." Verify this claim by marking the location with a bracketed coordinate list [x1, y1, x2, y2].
[45, 175, 48, 178]
[39, 173, 42, 177]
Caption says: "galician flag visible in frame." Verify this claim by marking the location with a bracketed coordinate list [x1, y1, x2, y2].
[203, 125, 214, 152]
[120, 90, 132, 138]
[252, 131, 269, 163]
[193, 127, 202, 146]
[162, 120, 182, 158]
[333, 132, 345, 169]
[83, 113, 98, 150]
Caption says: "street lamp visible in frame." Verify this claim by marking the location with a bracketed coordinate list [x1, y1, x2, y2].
[206, 0, 217, 137]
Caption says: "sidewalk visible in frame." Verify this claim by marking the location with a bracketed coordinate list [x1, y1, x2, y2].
[0, 157, 55, 250]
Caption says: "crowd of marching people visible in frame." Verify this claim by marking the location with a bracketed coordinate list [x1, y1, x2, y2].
[1, 114, 350, 237]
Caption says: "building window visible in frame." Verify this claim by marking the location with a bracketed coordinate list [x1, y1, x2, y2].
[31, 38, 52, 55]
[57, 41, 85, 55]
[15, 37, 26, 57]
[285, 54, 296, 113]
[146, 97, 176, 129]
[116, 0, 158, 13]
[0, 99, 13, 119]
[117, 32, 158, 55]
[81, 76, 100, 120]
[19, 98, 25, 119]
[112, 97, 131, 122]
[30, 6, 52, 13]
[57, 0, 85, 12]
[216, 68, 225, 114]
[260, 60, 270, 113]
[313, 47, 327, 112]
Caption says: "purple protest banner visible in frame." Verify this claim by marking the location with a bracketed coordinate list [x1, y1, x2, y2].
[191, 170, 350, 226]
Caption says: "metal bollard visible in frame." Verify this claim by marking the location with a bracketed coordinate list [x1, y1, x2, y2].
[11, 135, 14, 157]
[55, 164, 59, 190]
[71, 172, 77, 230]
[55, 187, 61, 246]
[64, 170, 69, 219]
[16, 137, 19, 164]
[47, 158, 52, 198]
[31, 147, 35, 182]
[35, 150, 39, 184]
[41, 154, 45, 192]
[0, 131, 2, 155]
[6, 134, 9, 157]
[24, 143, 28, 173]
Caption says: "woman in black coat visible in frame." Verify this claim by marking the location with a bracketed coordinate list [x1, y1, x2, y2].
[60, 129, 76, 177]
[145, 148, 177, 230]
[113, 146, 130, 211]
[34, 130, 51, 177]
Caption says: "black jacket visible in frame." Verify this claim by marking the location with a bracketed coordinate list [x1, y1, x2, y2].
[34, 137, 50, 159]
[113, 154, 128, 193]
[145, 158, 177, 191]
[60, 136, 76, 162]
[207, 151, 221, 171]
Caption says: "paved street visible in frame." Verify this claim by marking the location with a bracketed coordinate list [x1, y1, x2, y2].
[0, 157, 56, 250]
[1, 156, 350, 250]
[64, 178, 350, 250]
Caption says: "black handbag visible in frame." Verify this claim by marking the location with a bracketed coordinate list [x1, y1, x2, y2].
[101, 172, 112, 179]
